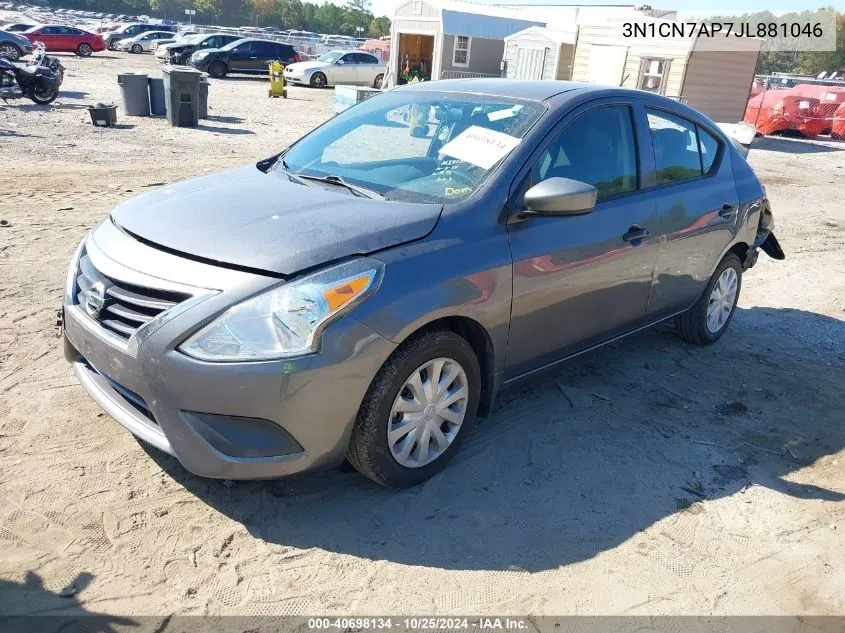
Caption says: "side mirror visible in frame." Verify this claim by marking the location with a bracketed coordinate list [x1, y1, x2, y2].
[336, 59, 344, 65]
[521, 177, 597, 218]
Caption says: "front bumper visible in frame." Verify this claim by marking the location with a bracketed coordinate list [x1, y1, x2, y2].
[284, 72, 306, 85]
[64, 220, 396, 479]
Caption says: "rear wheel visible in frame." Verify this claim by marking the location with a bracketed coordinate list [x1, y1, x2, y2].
[348, 330, 481, 488]
[130, 43, 142, 54]
[29, 83, 58, 105]
[208, 61, 227, 78]
[676, 254, 742, 345]
[310, 72, 327, 88]
[373, 73, 384, 89]
[0, 43, 22, 61]
[76, 43, 93, 57]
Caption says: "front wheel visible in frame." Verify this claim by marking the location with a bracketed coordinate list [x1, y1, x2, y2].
[29, 84, 58, 105]
[76, 43, 93, 57]
[310, 72, 327, 88]
[373, 73, 384, 89]
[676, 253, 742, 345]
[347, 330, 481, 488]
[0, 43, 22, 61]
[107, 39, 118, 51]
[130, 44, 142, 54]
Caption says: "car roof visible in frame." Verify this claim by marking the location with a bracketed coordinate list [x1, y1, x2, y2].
[230, 37, 290, 45]
[395, 79, 706, 113]
[395, 79, 594, 101]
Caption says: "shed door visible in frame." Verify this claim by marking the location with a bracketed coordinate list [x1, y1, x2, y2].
[585, 44, 628, 86]
[511, 47, 548, 80]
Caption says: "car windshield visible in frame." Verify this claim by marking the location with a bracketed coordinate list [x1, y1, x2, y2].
[221, 39, 245, 50]
[279, 90, 545, 204]
[317, 51, 342, 63]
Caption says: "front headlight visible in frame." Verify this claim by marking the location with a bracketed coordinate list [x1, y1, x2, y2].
[179, 258, 383, 362]
[193, 51, 209, 60]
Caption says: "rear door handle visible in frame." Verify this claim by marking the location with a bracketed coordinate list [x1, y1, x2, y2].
[623, 225, 650, 242]
[719, 203, 738, 218]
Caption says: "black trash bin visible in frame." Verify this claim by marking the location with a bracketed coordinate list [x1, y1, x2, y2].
[162, 65, 202, 128]
[198, 73, 208, 119]
[117, 72, 150, 116]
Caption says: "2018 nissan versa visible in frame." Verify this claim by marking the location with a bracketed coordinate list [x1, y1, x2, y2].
[63, 80, 784, 488]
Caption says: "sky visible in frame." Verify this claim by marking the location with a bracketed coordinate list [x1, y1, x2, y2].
[366, 0, 844, 20]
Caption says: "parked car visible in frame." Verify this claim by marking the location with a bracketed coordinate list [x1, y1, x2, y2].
[21, 24, 105, 56]
[284, 50, 386, 88]
[189, 38, 300, 78]
[3, 23, 35, 32]
[62, 80, 784, 488]
[156, 32, 241, 65]
[0, 29, 33, 60]
[115, 30, 174, 53]
[102, 22, 173, 50]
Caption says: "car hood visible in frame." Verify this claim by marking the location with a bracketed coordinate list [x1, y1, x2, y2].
[286, 60, 327, 73]
[110, 165, 442, 277]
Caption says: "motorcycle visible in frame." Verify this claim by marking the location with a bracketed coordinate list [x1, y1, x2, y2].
[0, 41, 62, 105]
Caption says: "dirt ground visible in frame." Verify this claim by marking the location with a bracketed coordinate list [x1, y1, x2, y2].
[0, 52, 844, 619]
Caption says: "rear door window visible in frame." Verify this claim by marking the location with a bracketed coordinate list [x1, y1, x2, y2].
[647, 110, 704, 184]
[697, 125, 721, 173]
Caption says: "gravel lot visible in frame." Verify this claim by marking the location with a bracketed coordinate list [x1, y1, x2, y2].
[1, 52, 844, 619]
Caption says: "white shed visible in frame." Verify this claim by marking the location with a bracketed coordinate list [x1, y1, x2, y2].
[503, 27, 576, 81]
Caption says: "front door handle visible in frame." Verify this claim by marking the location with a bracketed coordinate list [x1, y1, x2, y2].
[623, 225, 650, 243]
[719, 203, 738, 218]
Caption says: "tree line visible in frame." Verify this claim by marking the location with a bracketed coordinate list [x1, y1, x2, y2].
[709, 10, 845, 76]
[48, 0, 392, 36]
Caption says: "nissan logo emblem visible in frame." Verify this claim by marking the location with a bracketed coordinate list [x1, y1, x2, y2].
[85, 281, 108, 319]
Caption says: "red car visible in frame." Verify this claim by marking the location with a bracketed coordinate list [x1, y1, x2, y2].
[21, 24, 106, 57]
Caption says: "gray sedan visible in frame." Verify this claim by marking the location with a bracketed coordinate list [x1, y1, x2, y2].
[63, 80, 784, 488]
[0, 29, 33, 60]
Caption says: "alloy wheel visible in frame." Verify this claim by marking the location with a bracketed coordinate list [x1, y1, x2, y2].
[388, 357, 469, 468]
[706, 267, 738, 334]
[0, 43, 20, 60]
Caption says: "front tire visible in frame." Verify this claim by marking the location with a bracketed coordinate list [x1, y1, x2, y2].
[208, 61, 227, 78]
[107, 39, 118, 51]
[130, 44, 142, 54]
[76, 43, 93, 57]
[373, 73, 384, 89]
[0, 43, 22, 61]
[348, 330, 481, 488]
[676, 254, 742, 345]
[310, 72, 327, 88]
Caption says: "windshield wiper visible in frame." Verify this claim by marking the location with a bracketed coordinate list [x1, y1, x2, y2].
[294, 173, 385, 200]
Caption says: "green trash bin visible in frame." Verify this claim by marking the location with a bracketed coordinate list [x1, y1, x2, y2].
[162, 65, 201, 128]
[117, 72, 149, 116]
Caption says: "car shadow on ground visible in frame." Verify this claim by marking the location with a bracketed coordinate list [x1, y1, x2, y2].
[754, 135, 844, 154]
[146, 306, 845, 572]
[58, 90, 88, 99]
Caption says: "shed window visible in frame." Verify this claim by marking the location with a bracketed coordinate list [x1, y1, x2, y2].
[412, 0, 422, 14]
[453, 35, 471, 67]
[638, 58, 670, 94]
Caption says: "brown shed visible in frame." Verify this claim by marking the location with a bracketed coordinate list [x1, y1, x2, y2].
[570, 15, 762, 122]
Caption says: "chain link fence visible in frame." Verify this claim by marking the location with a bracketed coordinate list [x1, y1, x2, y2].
[744, 74, 845, 140]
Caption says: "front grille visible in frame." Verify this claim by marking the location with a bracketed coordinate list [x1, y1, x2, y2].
[74, 249, 192, 341]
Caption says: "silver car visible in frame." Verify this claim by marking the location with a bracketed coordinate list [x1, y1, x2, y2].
[63, 80, 783, 488]
[0, 29, 34, 60]
[284, 50, 386, 88]
[116, 30, 175, 53]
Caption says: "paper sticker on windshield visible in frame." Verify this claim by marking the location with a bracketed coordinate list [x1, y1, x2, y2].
[487, 104, 524, 122]
[439, 126, 521, 170]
